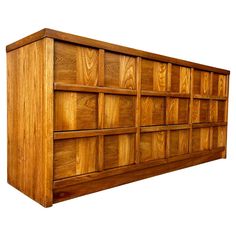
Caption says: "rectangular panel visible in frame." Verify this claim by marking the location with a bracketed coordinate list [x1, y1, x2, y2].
[54, 91, 98, 131]
[104, 134, 135, 169]
[192, 99, 210, 123]
[212, 73, 227, 97]
[54, 137, 98, 179]
[193, 70, 210, 95]
[104, 94, 135, 128]
[210, 100, 218, 122]
[218, 100, 226, 122]
[141, 59, 167, 91]
[171, 65, 190, 93]
[104, 52, 136, 89]
[55, 41, 99, 85]
[192, 128, 210, 152]
[167, 98, 189, 124]
[169, 129, 189, 156]
[140, 131, 166, 162]
[141, 96, 165, 126]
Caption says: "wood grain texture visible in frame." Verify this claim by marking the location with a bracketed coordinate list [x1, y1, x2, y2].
[171, 65, 191, 94]
[141, 96, 165, 126]
[54, 137, 98, 180]
[212, 73, 228, 97]
[7, 38, 53, 207]
[104, 134, 135, 169]
[192, 99, 210, 123]
[104, 94, 135, 128]
[7, 29, 230, 207]
[53, 150, 224, 203]
[169, 129, 189, 157]
[167, 98, 189, 124]
[54, 91, 98, 131]
[54, 41, 99, 86]
[6, 29, 230, 74]
[193, 70, 210, 96]
[140, 131, 166, 162]
[141, 59, 167, 91]
[104, 52, 136, 89]
[192, 128, 210, 152]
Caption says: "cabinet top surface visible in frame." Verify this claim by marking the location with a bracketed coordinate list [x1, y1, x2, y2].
[6, 28, 230, 74]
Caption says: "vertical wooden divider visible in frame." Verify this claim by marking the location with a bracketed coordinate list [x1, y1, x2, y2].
[209, 72, 214, 150]
[223, 74, 230, 158]
[135, 57, 141, 164]
[189, 68, 194, 153]
[98, 49, 105, 171]
[166, 63, 172, 159]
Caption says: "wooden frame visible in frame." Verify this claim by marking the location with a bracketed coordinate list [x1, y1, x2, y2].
[7, 29, 230, 207]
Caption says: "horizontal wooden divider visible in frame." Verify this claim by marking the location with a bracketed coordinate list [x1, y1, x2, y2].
[54, 82, 137, 96]
[54, 127, 137, 140]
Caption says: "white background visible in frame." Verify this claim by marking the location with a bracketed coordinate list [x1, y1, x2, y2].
[0, 0, 235, 235]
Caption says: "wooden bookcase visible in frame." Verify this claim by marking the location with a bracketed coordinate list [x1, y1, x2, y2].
[7, 29, 230, 207]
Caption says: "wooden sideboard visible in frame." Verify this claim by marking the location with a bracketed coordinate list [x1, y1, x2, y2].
[7, 29, 230, 207]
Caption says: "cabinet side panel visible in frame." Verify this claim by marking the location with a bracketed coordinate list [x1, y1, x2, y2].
[7, 38, 54, 207]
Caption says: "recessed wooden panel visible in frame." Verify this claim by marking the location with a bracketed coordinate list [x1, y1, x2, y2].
[104, 94, 135, 128]
[169, 129, 189, 156]
[140, 131, 166, 162]
[54, 92, 98, 131]
[192, 99, 210, 123]
[193, 70, 210, 95]
[218, 100, 226, 122]
[55, 41, 99, 86]
[141, 59, 167, 91]
[210, 100, 226, 122]
[54, 137, 98, 179]
[210, 100, 218, 122]
[212, 73, 227, 97]
[171, 65, 190, 93]
[104, 52, 136, 89]
[141, 96, 165, 126]
[217, 126, 227, 147]
[104, 134, 135, 169]
[192, 128, 210, 152]
[167, 98, 189, 124]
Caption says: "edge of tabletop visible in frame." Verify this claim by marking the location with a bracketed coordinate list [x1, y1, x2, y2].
[6, 28, 230, 75]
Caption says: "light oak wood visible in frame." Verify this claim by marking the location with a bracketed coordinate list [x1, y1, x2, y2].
[7, 38, 54, 207]
[7, 29, 230, 207]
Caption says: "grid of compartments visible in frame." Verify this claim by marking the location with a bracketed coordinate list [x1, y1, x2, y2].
[192, 70, 228, 153]
[53, 41, 228, 181]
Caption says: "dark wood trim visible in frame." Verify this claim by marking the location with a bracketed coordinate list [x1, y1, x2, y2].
[53, 150, 224, 203]
[6, 28, 230, 74]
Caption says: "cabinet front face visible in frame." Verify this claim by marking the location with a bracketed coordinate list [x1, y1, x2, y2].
[53, 41, 229, 181]
[48, 38, 230, 205]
